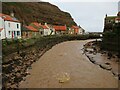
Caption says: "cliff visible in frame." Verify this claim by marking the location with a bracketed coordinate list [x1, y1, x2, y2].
[2, 2, 77, 26]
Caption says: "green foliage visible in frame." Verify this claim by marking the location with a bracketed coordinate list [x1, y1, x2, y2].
[2, 2, 77, 26]
[2, 34, 101, 56]
[102, 23, 120, 53]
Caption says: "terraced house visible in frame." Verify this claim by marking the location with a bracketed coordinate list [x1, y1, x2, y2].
[22, 22, 54, 38]
[104, 12, 120, 32]
[70, 25, 85, 35]
[0, 13, 21, 39]
[53, 25, 67, 35]
[22, 25, 39, 38]
[30, 22, 52, 36]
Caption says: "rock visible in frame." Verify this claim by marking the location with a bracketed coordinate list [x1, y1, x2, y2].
[3, 65, 13, 74]
[10, 83, 18, 88]
[86, 48, 94, 52]
[112, 71, 119, 77]
[93, 52, 97, 55]
[28, 66, 32, 69]
[102, 51, 107, 54]
[87, 56, 95, 63]
[13, 56, 22, 60]
[20, 52, 26, 59]
[99, 64, 112, 70]
[14, 76, 23, 83]
[25, 71, 30, 75]
[107, 52, 112, 59]
[6, 83, 11, 87]
[89, 58, 96, 63]
[88, 51, 93, 54]
[105, 62, 111, 65]
[16, 73, 21, 78]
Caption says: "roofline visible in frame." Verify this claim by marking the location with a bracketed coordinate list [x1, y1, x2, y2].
[4, 20, 20, 23]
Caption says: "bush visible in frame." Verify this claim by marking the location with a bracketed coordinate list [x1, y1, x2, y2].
[101, 23, 120, 53]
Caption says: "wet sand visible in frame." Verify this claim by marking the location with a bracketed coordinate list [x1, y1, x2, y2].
[19, 40, 118, 88]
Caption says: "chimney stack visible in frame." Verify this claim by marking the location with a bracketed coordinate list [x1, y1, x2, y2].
[10, 11, 14, 17]
[45, 23, 47, 26]
[106, 14, 107, 18]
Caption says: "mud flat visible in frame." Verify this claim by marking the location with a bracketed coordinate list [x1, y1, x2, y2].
[19, 40, 118, 88]
[83, 40, 119, 78]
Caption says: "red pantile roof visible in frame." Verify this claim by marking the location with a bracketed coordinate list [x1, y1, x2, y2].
[32, 22, 40, 27]
[0, 13, 19, 22]
[0, 28, 3, 32]
[71, 26, 80, 33]
[31, 22, 48, 29]
[71, 26, 79, 29]
[25, 26, 38, 32]
[40, 25, 48, 29]
[53, 25, 66, 31]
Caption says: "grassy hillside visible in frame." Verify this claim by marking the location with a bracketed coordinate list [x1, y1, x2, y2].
[2, 2, 77, 26]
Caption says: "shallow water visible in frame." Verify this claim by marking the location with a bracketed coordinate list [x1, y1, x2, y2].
[19, 40, 118, 88]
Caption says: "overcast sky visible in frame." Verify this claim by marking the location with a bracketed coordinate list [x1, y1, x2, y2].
[44, 0, 119, 32]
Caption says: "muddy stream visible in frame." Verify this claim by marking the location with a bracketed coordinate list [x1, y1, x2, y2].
[19, 40, 118, 88]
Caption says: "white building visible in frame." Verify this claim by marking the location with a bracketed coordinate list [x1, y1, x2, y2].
[0, 13, 21, 39]
[42, 24, 51, 36]
[78, 27, 85, 35]
[0, 17, 5, 39]
[44, 23, 55, 35]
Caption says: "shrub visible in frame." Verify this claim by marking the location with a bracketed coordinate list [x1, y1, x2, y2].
[101, 23, 120, 53]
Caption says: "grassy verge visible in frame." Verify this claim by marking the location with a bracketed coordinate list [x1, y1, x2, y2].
[2, 34, 101, 63]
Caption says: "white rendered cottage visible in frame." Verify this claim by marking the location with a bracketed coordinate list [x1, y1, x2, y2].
[0, 13, 21, 39]
[44, 23, 55, 35]
[0, 16, 5, 39]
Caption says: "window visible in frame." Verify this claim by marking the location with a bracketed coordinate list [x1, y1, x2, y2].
[8, 31, 10, 35]
[17, 24, 19, 29]
[8, 23, 10, 27]
[41, 31, 43, 35]
[17, 31, 20, 36]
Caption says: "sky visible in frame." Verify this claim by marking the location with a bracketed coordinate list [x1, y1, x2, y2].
[43, 0, 119, 32]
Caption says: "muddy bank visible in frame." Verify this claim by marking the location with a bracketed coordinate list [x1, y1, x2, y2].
[2, 37, 60, 88]
[2, 47, 49, 88]
[19, 40, 118, 88]
[83, 40, 120, 79]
